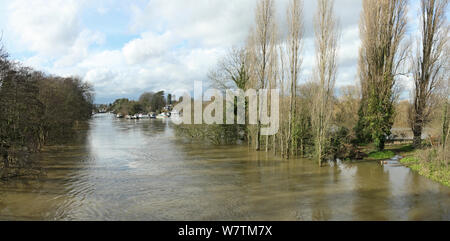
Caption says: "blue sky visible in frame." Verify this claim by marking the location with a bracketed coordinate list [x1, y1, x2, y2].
[0, 0, 427, 104]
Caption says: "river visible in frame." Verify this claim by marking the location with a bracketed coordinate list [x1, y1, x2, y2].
[0, 113, 449, 220]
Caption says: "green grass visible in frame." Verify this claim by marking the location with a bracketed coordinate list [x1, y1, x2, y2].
[397, 145, 415, 153]
[400, 156, 419, 164]
[407, 162, 450, 187]
[385, 144, 415, 154]
[400, 154, 449, 187]
[367, 150, 396, 160]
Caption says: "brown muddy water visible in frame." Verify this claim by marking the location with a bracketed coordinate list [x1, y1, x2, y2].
[0, 113, 449, 220]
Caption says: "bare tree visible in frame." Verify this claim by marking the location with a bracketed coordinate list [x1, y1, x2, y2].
[277, 39, 288, 156]
[0, 34, 9, 78]
[284, 0, 304, 158]
[311, 0, 340, 166]
[442, 95, 449, 165]
[209, 47, 250, 90]
[335, 85, 361, 131]
[207, 47, 251, 142]
[410, 0, 449, 147]
[251, 0, 277, 151]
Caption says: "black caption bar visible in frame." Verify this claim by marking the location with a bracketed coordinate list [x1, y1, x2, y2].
[4, 221, 443, 241]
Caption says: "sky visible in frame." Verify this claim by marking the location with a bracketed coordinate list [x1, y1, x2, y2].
[0, 0, 423, 104]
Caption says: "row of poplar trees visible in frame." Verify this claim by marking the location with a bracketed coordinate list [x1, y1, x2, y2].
[209, 0, 341, 166]
[357, 0, 448, 151]
[208, 0, 448, 166]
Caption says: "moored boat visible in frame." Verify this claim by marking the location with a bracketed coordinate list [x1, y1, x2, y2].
[156, 113, 168, 119]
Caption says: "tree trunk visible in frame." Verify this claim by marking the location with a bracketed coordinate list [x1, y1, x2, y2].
[300, 139, 303, 157]
[273, 135, 276, 154]
[318, 145, 322, 167]
[413, 124, 422, 148]
[256, 121, 261, 151]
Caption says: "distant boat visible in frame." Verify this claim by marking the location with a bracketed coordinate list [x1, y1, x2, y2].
[126, 115, 138, 119]
[138, 114, 150, 119]
[116, 113, 124, 118]
[149, 113, 156, 119]
[156, 113, 168, 119]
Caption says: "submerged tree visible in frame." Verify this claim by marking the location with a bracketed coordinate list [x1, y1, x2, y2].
[250, 0, 277, 151]
[209, 47, 251, 141]
[0, 44, 94, 179]
[0, 67, 43, 154]
[38, 75, 93, 144]
[285, 0, 304, 158]
[410, 0, 449, 147]
[311, 0, 340, 166]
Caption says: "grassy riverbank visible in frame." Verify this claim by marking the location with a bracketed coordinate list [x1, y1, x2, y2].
[399, 150, 449, 187]
[355, 143, 449, 187]
[380, 144, 450, 187]
[367, 150, 396, 160]
[356, 143, 398, 161]
[400, 158, 449, 187]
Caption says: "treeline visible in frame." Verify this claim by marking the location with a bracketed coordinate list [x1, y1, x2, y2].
[108, 91, 172, 115]
[176, 0, 449, 167]
[0, 45, 94, 179]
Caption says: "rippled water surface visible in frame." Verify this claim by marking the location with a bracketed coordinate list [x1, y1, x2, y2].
[0, 114, 449, 220]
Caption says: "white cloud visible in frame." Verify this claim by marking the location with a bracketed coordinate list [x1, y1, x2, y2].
[122, 31, 176, 65]
[338, 25, 360, 66]
[129, 0, 255, 48]
[2, 0, 375, 103]
[78, 50, 124, 69]
[8, 0, 84, 56]
[54, 30, 105, 68]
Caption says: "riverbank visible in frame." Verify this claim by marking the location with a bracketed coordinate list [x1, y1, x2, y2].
[398, 147, 449, 187]
[370, 144, 450, 187]
[400, 156, 449, 187]
[346, 143, 449, 187]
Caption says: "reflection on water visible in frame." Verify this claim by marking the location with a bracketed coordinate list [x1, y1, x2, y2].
[0, 114, 449, 220]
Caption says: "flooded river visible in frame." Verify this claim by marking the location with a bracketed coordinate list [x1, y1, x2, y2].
[0, 113, 449, 220]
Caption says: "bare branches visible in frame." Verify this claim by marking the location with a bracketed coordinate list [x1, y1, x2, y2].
[410, 0, 449, 147]
[311, 0, 340, 166]
[251, 0, 278, 151]
[284, 0, 304, 158]
[209, 47, 250, 90]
